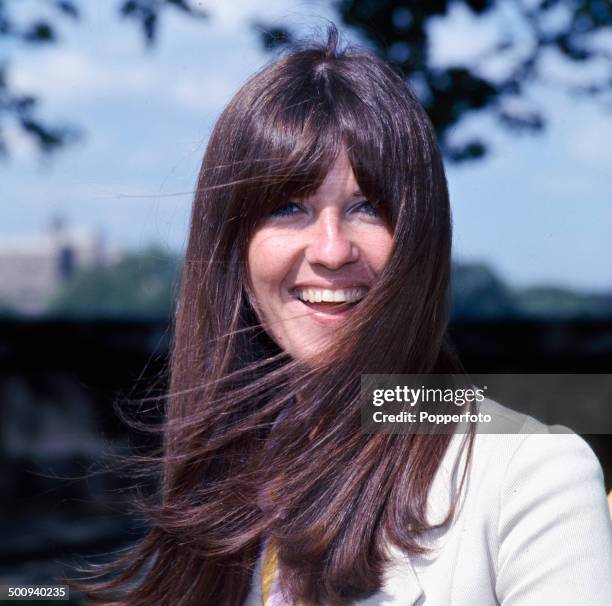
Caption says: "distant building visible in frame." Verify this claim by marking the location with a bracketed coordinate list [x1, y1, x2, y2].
[0, 219, 105, 315]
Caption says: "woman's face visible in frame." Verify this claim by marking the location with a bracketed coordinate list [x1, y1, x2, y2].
[247, 149, 394, 360]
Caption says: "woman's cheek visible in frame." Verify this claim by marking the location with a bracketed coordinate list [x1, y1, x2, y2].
[248, 229, 296, 302]
[363, 228, 394, 274]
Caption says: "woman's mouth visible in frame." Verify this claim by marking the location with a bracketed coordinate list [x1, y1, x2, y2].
[291, 287, 368, 324]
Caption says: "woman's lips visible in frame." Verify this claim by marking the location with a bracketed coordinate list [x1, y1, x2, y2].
[296, 299, 358, 326]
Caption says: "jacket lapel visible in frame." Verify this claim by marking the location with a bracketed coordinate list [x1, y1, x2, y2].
[357, 433, 470, 606]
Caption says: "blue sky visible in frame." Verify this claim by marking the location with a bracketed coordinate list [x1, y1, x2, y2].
[2, 0, 611, 292]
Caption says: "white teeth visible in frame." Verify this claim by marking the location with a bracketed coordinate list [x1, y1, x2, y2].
[295, 287, 368, 303]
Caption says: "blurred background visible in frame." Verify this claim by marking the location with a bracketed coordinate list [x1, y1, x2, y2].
[1, 0, 611, 601]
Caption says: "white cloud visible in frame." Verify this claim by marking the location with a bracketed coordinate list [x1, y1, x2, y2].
[427, 3, 502, 68]
[172, 72, 236, 113]
[2, 122, 41, 163]
[12, 49, 156, 104]
[568, 114, 612, 170]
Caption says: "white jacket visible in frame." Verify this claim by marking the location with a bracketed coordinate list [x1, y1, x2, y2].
[243, 399, 612, 605]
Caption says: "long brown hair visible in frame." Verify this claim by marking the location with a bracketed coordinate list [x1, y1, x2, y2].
[75, 25, 473, 606]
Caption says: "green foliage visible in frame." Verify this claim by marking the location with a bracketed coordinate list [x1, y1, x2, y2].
[0, 301, 20, 318]
[44, 252, 610, 320]
[513, 286, 612, 318]
[451, 262, 612, 318]
[46, 246, 181, 319]
[451, 262, 518, 318]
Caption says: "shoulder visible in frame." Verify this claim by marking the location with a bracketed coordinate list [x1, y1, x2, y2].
[485, 425, 608, 542]
[466, 397, 604, 483]
[445, 398, 612, 604]
[418, 398, 612, 604]
[448, 397, 607, 516]
[429, 396, 610, 545]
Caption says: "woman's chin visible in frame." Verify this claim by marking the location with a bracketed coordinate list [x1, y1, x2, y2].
[283, 327, 336, 362]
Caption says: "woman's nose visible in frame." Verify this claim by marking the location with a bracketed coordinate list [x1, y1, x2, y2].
[304, 209, 358, 269]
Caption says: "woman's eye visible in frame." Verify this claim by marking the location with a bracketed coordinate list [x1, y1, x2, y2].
[353, 200, 380, 217]
[270, 202, 302, 218]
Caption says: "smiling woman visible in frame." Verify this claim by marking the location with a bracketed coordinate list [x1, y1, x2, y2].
[74, 24, 612, 606]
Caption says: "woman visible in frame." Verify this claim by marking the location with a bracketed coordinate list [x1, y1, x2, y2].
[78, 27, 612, 606]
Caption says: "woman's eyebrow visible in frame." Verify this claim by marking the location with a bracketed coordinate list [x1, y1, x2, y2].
[351, 190, 365, 198]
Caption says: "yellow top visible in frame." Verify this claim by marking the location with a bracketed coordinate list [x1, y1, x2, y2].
[261, 539, 279, 605]
[261, 540, 305, 606]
